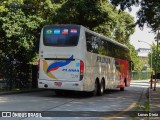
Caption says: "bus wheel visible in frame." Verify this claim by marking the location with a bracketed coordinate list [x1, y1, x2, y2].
[91, 80, 98, 96]
[120, 87, 124, 91]
[97, 80, 105, 96]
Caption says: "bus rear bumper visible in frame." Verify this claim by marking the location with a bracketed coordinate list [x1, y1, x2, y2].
[38, 79, 83, 91]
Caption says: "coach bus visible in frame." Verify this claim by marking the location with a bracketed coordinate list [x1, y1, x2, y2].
[38, 24, 131, 96]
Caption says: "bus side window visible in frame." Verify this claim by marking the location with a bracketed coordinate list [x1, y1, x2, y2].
[86, 32, 93, 52]
[107, 42, 112, 57]
[86, 32, 99, 54]
[103, 40, 108, 56]
[91, 36, 99, 53]
[111, 43, 115, 58]
[98, 38, 106, 56]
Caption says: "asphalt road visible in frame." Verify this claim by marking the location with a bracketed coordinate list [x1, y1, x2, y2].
[0, 80, 150, 120]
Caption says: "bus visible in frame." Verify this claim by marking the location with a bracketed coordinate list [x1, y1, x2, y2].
[38, 24, 132, 96]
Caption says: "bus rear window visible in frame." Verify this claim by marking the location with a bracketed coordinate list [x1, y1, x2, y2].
[43, 26, 80, 46]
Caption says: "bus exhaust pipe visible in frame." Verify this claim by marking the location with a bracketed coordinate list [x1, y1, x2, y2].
[44, 84, 48, 88]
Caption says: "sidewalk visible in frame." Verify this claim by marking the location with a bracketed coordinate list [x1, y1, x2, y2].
[149, 83, 160, 120]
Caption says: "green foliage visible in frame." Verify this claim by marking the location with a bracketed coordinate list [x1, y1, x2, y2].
[0, 7, 44, 63]
[113, 12, 135, 44]
[148, 44, 160, 73]
[127, 43, 145, 71]
[110, 0, 139, 11]
[137, 0, 160, 32]
[55, 0, 135, 45]
[0, 0, 136, 65]
[0, 2, 8, 13]
[110, 0, 160, 32]
[7, 0, 24, 4]
[54, 0, 108, 29]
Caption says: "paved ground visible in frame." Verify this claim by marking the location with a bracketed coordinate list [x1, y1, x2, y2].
[0, 80, 160, 120]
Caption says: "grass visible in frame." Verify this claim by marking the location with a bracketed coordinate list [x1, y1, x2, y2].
[144, 101, 150, 112]
[130, 88, 150, 120]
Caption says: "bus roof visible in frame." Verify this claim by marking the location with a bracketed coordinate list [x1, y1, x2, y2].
[82, 26, 129, 50]
[43, 24, 129, 50]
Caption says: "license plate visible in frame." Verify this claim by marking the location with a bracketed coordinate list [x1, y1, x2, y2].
[54, 82, 62, 87]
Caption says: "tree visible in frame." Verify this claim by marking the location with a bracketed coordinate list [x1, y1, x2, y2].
[148, 44, 160, 73]
[110, 0, 139, 12]
[137, 0, 160, 32]
[55, 0, 135, 45]
[54, 0, 109, 29]
[110, 0, 160, 32]
[127, 43, 145, 71]
[0, 0, 137, 67]
[0, 8, 44, 63]
[0, 0, 135, 63]
[0, 0, 46, 90]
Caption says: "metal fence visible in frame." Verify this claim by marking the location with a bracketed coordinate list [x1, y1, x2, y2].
[131, 71, 151, 80]
[0, 62, 38, 91]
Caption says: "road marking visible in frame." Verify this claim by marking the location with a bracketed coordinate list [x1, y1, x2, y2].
[103, 102, 137, 120]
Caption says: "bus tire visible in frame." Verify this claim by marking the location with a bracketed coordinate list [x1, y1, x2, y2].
[120, 87, 124, 91]
[91, 80, 98, 96]
[97, 80, 105, 96]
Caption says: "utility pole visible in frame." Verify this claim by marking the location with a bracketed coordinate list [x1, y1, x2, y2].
[153, 28, 159, 91]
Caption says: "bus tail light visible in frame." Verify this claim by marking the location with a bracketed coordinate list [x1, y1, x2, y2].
[80, 60, 84, 80]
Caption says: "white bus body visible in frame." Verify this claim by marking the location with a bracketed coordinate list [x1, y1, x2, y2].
[38, 24, 130, 95]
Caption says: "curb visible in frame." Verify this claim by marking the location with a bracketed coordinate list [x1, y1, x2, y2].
[0, 89, 46, 95]
[149, 87, 151, 120]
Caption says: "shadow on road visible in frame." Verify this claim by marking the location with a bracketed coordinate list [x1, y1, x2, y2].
[20, 89, 124, 99]
[51, 88, 124, 98]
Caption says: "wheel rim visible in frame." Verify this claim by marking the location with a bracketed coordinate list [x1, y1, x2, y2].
[100, 82, 104, 93]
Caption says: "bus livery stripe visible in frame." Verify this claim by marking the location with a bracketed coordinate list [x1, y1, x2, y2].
[46, 55, 74, 73]
[42, 55, 74, 80]
[43, 60, 57, 79]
